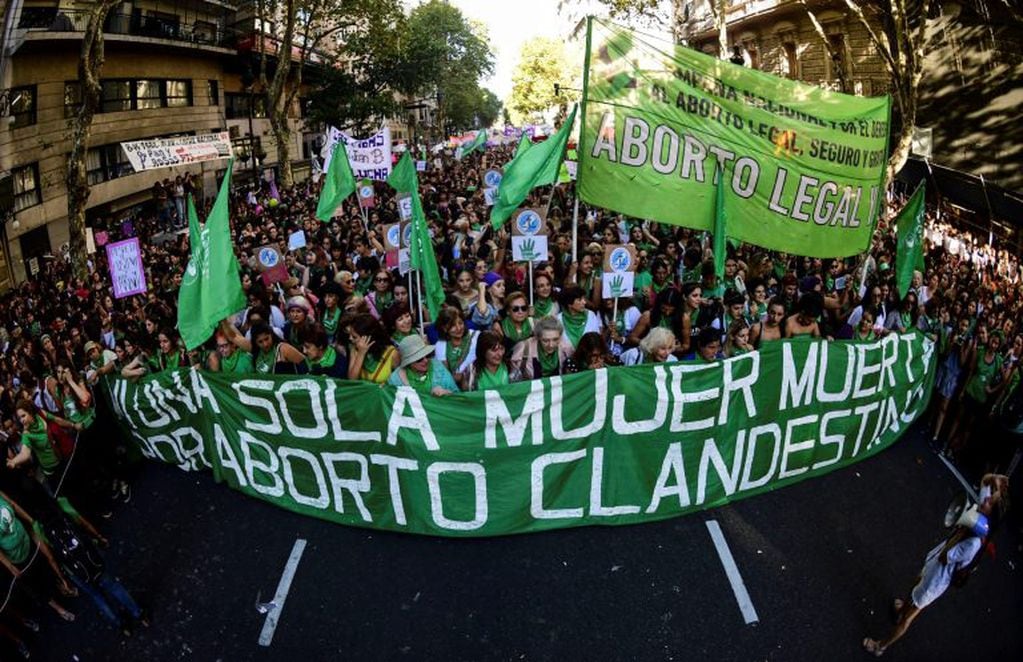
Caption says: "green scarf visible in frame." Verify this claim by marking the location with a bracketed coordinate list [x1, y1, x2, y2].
[446, 336, 470, 370]
[405, 362, 433, 395]
[561, 310, 588, 348]
[392, 330, 413, 344]
[537, 348, 560, 377]
[533, 297, 554, 318]
[373, 291, 394, 312]
[501, 317, 533, 343]
[255, 347, 275, 374]
[322, 307, 342, 337]
[477, 363, 509, 390]
[310, 346, 337, 371]
[221, 350, 249, 374]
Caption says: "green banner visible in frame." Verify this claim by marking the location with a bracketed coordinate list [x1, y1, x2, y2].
[895, 182, 927, 299]
[578, 19, 891, 258]
[106, 334, 934, 537]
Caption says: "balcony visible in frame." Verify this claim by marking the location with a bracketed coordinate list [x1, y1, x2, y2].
[16, 7, 238, 51]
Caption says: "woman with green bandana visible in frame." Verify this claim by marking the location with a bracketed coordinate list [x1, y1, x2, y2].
[435, 307, 478, 383]
[383, 304, 416, 345]
[300, 326, 347, 379]
[210, 325, 255, 374]
[465, 332, 519, 391]
[493, 292, 533, 352]
[8, 399, 82, 493]
[510, 317, 573, 381]
[531, 272, 560, 319]
[146, 328, 187, 374]
[946, 328, 1005, 458]
[557, 286, 602, 350]
[320, 282, 345, 344]
[367, 269, 396, 320]
[388, 335, 458, 395]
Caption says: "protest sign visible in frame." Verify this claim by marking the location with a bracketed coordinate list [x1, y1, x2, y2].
[255, 244, 288, 285]
[122, 132, 232, 172]
[397, 194, 414, 222]
[416, 160, 427, 172]
[511, 208, 548, 263]
[384, 223, 401, 251]
[86, 228, 96, 254]
[484, 187, 497, 207]
[321, 126, 392, 180]
[565, 160, 578, 181]
[602, 244, 637, 298]
[28, 257, 39, 277]
[578, 20, 890, 258]
[105, 333, 935, 537]
[106, 238, 147, 298]
[483, 169, 503, 189]
[288, 230, 306, 251]
[357, 180, 375, 208]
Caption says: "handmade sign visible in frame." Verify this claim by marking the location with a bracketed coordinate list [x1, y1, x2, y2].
[106, 238, 147, 298]
[121, 132, 232, 172]
[321, 126, 393, 180]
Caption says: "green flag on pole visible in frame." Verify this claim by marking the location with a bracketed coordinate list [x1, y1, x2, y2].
[456, 130, 487, 160]
[713, 162, 727, 281]
[895, 182, 927, 299]
[514, 134, 532, 158]
[315, 139, 356, 222]
[491, 105, 577, 229]
[388, 153, 445, 321]
[177, 161, 247, 350]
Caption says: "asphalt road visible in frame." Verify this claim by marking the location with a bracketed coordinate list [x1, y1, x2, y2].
[26, 423, 1023, 661]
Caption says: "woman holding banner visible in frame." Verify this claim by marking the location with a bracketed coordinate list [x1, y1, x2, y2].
[510, 317, 573, 381]
[435, 308, 478, 384]
[388, 336, 458, 396]
[221, 321, 307, 376]
[464, 332, 518, 391]
[345, 315, 398, 384]
[620, 328, 678, 367]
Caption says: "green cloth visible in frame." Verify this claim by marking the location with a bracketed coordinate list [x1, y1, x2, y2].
[501, 317, 533, 343]
[316, 139, 357, 221]
[60, 386, 95, 429]
[322, 307, 342, 338]
[388, 153, 445, 322]
[221, 349, 254, 374]
[21, 415, 60, 476]
[255, 348, 275, 375]
[0, 496, 30, 566]
[477, 363, 509, 390]
[491, 105, 577, 229]
[895, 182, 926, 299]
[533, 298, 554, 318]
[537, 348, 561, 376]
[965, 352, 1003, 404]
[713, 162, 728, 281]
[561, 310, 588, 348]
[456, 130, 487, 160]
[514, 134, 532, 158]
[177, 168, 247, 350]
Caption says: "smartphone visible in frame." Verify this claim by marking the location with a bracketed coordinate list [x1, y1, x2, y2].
[835, 276, 847, 291]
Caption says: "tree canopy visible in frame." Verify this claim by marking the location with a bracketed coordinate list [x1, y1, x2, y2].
[508, 37, 578, 124]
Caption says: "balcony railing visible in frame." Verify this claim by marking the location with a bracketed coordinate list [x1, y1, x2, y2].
[18, 8, 236, 49]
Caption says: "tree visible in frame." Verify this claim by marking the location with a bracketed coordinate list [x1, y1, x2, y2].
[509, 37, 578, 124]
[66, 0, 119, 281]
[404, 0, 495, 134]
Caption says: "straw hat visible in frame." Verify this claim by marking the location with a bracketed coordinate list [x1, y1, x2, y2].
[397, 335, 434, 368]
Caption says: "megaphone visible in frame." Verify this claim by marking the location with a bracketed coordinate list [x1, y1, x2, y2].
[943, 493, 990, 538]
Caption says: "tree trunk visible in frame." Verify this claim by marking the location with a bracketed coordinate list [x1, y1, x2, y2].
[271, 106, 293, 188]
[66, 1, 117, 281]
[715, 0, 728, 59]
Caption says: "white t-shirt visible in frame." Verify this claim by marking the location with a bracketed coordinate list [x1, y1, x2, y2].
[436, 330, 478, 375]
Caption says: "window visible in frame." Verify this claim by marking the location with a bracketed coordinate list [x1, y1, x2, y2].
[136, 79, 162, 109]
[9, 86, 36, 129]
[207, 79, 219, 106]
[11, 164, 41, 211]
[225, 92, 266, 120]
[86, 144, 133, 185]
[781, 41, 799, 79]
[64, 82, 81, 118]
[166, 80, 191, 107]
[101, 80, 132, 112]
[827, 33, 848, 88]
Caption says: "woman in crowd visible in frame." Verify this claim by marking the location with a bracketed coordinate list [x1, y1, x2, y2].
[471, 273, 505, 329]
[566, 332, 620, 372]
[366, 269, 396, 320]
[510, 317, 573, 381]
[724, 321, 754, 357]
[493, 292, 533, 352]
[382, 304, 415, 346]
[283, 296, 316, 346]
[678, 282, 705, 355]
[620, 327, 678, 366]
[628, 288, 682, 348]
[319, 283, 345, 344]
[531, 271, 560, 318]
[300, 326, 347, 379]
[557, 286, 602, 350]
[346, 314, 398, 384]
[222, 321, 306, 376]
[387, 335, 458, 396]
[464, 331, 516, 391]
[145, 328, 187, 374]
[210, 324, 255, 374]
[435, 307, 478, 382]
[946, 328, 1005, 457]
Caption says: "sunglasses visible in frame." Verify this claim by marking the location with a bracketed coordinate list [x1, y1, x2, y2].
[374, 277, 390, 283]
[510, 305, 528, 313]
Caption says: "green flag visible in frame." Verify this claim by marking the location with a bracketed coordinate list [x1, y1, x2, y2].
[388, 153, 445, 321]
[177, 161, 247, 350]
[491, 105, 577, 229]
[578, 19, 890, 258]
[514, 134, 532, 158]
[315, 139, 356, 222]
[713, 162, 727, 281]
[895, 182, 927, 299]
[456, 130, 487, 160]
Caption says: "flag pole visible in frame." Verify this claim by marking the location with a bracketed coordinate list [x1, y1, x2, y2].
[528, 261, 534, 309]
[571, 195, 579, 280]
[416, 269, 425, 335]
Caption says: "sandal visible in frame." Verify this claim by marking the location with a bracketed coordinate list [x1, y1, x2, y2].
[862, 638, 884, 657]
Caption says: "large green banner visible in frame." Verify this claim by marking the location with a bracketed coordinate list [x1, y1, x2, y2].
[106, 335, 934, 537]
[578, 19, 891, 258]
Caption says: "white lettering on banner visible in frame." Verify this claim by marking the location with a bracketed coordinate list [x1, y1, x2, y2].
[549, 371, 608, 439]
[697, 433, 745, 505]
[426, 463, 488, 531]
[815, 343, 854, 403]
[215, 423, 247, 487]
[387, 388, 439, 450]
[852, 341, 883, 399]
[719, 353, 759, 423]
[370, 454, 419, 525]
[850, 402, 881, 456]
[135, 382, 171, 428]
[234, 381, 283, 435]
[612, 366, 668, 434]
[645, 442, 691, 512]
[668, 363, 720, 432]
[531, 450, 587, 519]
[778, 414, 819, 479]
[879, 334, 899, 392]
[738, 424, 781, 491]
[240, 431, 285, 498]
[590, 448, 641, 516]
[275, 380, 328, 439]
[591, 112, 618, 161]
[280, 447, 330, 509]
[322, 452, 372, 522]
[780, 343, 818, 410]
[811, 409, 852, 470]
[484, 382, 545, 448]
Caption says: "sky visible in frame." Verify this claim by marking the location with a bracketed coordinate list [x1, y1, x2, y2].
[447, 0, 567, 103]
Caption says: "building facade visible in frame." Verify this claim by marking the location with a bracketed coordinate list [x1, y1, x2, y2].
[0, 0, 318, 287]
[680, 0, 1023, 192]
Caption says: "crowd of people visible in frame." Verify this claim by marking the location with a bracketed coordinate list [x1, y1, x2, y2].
[0, 142, 1020, 655]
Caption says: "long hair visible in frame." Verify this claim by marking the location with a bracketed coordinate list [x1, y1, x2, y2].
[472, 331, 506, 375]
